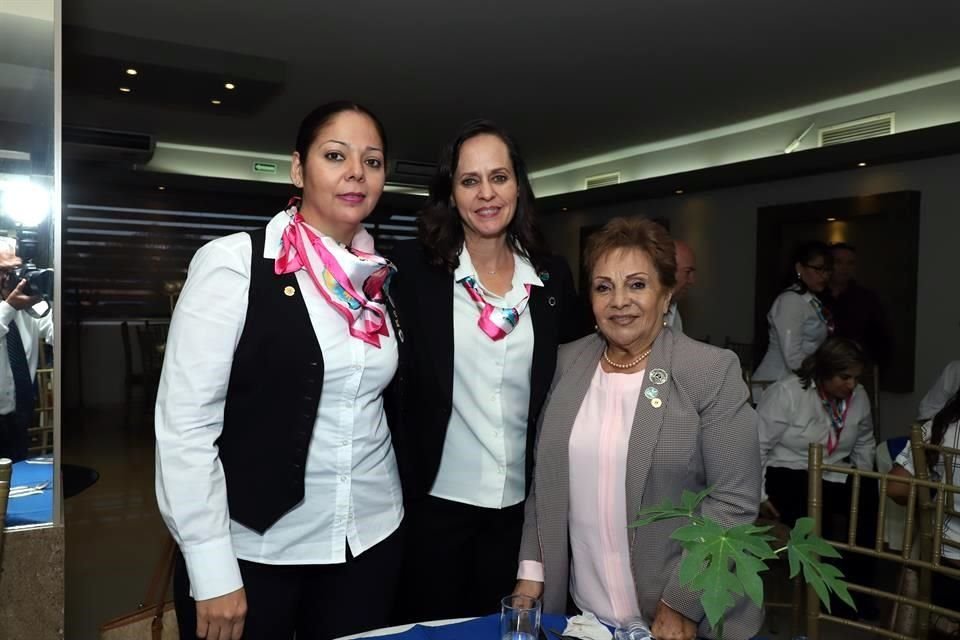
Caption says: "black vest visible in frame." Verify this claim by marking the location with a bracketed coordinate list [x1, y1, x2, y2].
[218, 229, 324, 534]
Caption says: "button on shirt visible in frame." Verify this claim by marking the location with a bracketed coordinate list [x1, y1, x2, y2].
[757, 375, 875, 500]
[429, 247, 542, 509]
[0, 301, 54, 415]
[155, 212, 403, 601]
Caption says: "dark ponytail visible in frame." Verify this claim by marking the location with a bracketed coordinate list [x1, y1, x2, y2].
[928, 389, 960, 472]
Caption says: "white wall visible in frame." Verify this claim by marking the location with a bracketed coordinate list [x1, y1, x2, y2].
[541, 153, 960, 440]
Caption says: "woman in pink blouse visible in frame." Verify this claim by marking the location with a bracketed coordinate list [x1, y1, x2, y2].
[513, 218, 762, 640]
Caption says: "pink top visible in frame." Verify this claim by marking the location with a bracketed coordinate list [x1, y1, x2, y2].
[519, 363, 644, 626]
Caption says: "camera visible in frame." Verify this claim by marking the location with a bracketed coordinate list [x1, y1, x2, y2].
[2, 260, 53, 300]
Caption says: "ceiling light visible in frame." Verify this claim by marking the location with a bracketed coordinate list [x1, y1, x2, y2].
[224, 82, 236, 90]
[125, 68, 138, 76]
[561, 207, 568, 211]
[157, 186, 166, 191]
[858, 162, 867, 167]
[0, 179, 51, 227]
[675, 189, 684, 195]
[210, 99, 222, 105]
[827, 217, 837, 222]
[119, 87, 132, 93]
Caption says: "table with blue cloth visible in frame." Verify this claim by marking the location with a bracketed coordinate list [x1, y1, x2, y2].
[369, 614, 569, 639]
[5, 458, 54, 527]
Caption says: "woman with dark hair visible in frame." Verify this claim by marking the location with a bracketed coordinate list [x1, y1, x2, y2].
[890, 389, 960, 623]
[390, 119, 580, 621]
[156, 101, 404, 640]
[753, 241, 834, 390]
[757, 337, 877, 616]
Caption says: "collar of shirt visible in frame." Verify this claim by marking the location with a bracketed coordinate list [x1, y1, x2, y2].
[262, 210, 374, 260]
[454, 245, 543, 302]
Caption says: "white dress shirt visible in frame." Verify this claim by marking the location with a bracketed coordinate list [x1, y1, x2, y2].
[753, 289, 829, 384]
[757, 375, 875, 501]
[665, 302, 683, 334]
[918, 360, 960, 421]
[0, 301, 54, 415]
[895, 419, 960, 559]
[155, 212, 403, 601]
[429, 247, 543, 509]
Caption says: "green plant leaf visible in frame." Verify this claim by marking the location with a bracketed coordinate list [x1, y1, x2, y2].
[786, 518, 854, 612]
[669, 519, 773, 628]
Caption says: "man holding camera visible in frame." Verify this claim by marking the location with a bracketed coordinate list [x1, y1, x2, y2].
[0, 238, 53, 461]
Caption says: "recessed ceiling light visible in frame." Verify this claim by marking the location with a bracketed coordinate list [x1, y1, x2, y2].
[858, 162, 867, 167]
[119, 87, 132, 93]
[675, 189, 684, 195]
[224, 82, 236, 90]
[827, 217, 837, 222]
[125, 68, 138, 76]
[561, 207, 568, 211]
[158, 186, 166, 191]
[211, 99, 222, 105]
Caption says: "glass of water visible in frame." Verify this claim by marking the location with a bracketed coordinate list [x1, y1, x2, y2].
[500, 594, 541, 640]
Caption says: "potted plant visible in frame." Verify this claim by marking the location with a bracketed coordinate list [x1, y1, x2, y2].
[632, 487, 854, 639]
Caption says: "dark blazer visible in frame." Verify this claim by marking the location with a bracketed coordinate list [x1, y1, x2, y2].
[388, 239, 583, 502]
[519, 330, 763, 639]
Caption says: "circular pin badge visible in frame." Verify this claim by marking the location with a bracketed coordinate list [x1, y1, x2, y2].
[644, 386, 659, 400]
[284, 286, 296, 297]
[649, 368, 669, 385]
[651, 398, 663, 408]
[548, 296, 557, 307]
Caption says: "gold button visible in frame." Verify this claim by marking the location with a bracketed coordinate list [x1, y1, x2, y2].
[284, 286, 296, 297]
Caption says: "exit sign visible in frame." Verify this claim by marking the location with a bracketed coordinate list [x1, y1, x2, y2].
[253, 162, 277, 174]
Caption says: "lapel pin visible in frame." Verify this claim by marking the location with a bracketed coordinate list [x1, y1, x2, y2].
[649, 368, 669, 385]
[284, 286, 296, 297]
[539, 271, 551, 282]
[644, 386, 659, 400]
[651, 398, 663, 408]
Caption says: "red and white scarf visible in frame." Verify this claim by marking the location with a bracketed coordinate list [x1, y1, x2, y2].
[274, 201, 395, 348]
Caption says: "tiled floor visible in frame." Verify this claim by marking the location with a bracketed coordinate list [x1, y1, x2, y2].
[63, 400, 891, 639]
[64, 401, 170, 639]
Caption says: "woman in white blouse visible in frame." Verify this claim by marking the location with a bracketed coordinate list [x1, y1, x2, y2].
[155, 102, 404, 640]
[753, 242, 834, 389]
[390, 120, 581, 622]
[758, 337, 876, 615]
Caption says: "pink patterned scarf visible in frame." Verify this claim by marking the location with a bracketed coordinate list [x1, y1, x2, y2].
[460, 275, 532, 341]
[275, 201, 395, 348]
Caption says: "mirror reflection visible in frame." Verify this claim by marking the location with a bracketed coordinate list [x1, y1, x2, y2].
[0, 1, 57, 529]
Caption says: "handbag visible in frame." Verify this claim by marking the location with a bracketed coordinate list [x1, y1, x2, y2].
[99, 536, 178, 640]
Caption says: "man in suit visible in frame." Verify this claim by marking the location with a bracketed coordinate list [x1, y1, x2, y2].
[0, 237, 53, 461]
[665, 240, 696, 333]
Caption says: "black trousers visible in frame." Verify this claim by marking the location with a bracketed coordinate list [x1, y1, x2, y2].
[395, 496, 525, 623]
[765, 466, 879, 617]
[174, 526, 403, 640]
[0, 411, 28, 462]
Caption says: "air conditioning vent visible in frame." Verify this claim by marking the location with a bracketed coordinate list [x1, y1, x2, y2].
[585, 172, 620, 189]
[64, 127, 155, 165]
[389, 159, 436, 187]
[818, 113, 894, 147]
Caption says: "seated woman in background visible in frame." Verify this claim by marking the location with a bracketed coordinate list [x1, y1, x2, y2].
[514, 217, 762, 640]
[758, 336, 877, 616]
[753, 242, 834, 393]
[890, 388, 960, 612]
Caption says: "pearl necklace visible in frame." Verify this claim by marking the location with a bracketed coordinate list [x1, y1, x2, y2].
[603, 346, 652, 369]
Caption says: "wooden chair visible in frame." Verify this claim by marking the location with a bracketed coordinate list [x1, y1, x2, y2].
[27, 367, 54, 455]
[0, 458, 11, 557]
[803, 442, 960, 640]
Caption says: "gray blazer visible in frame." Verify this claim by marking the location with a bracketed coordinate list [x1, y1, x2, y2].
[519, 329, 763, 639]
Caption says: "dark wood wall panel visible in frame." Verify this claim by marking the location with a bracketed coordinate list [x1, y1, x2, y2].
[64, 169, 423, 321]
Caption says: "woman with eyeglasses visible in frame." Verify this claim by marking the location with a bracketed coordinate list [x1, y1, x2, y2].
[753, 241, 834, 394]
